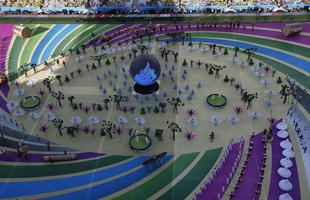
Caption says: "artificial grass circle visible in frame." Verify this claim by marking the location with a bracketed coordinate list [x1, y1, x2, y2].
[206, 93, 227, 109]
[20, 96, 41, 111]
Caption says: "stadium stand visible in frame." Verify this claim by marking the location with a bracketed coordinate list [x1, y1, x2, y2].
[0, 0, 309, 14]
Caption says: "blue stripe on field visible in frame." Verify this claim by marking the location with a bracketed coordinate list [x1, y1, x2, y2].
[31, 25, 65, 64]
[41, 155, 173, 200]
[191, 38, 310, 73]
[161, 37, 310, 73]
[0, 156, 152, 198]
[40, 25, 78, 63]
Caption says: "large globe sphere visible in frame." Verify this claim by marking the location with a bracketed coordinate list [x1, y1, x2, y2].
[129, 55, 161, 86]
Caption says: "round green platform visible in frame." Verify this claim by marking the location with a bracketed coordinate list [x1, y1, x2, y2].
[206, 93, 227, 109]
[20, 96, 41, 111]
[129, 134, 152, 152]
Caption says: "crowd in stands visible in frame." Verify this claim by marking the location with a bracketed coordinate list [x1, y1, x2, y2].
[0, 0, 43, 7]
[88, 0, 128, 7]
[0, 0, 85, 7]
[179, 0, 308, 6]
[45, 0, 85, 7]
[0, 0, 309, 14]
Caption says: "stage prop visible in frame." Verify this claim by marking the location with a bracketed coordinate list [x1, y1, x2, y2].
[129, 55, 161, 95]
[282, 23, 302, 37]
[13, 25, 32, 38]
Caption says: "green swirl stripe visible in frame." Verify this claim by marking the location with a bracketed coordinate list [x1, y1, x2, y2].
[114, 152, 199, 200]
[219, 45, 309, 89]
[19, 24, 53, 68]
[157, 148, 222, 200]
[253, 53, 310, 89]
[8, 37, 25, 81]
[51, 24, 91, 56]
[0, 155, 130, 178]
[191, 32, 310, 59]
[8, 24, 50, 81]
[67, 24, 117, 52]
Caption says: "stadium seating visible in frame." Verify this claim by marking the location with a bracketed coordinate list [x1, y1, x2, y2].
[0, 0, 309, 14]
